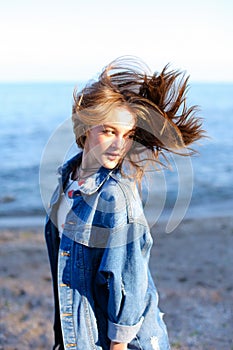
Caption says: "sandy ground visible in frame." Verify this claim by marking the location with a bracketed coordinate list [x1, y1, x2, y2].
[0, 215, 233, 350]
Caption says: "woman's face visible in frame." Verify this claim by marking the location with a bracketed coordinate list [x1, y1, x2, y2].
[83, 107, 135, 169]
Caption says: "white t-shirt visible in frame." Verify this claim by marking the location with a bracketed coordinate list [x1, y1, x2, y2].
[57, 176, 80, 237]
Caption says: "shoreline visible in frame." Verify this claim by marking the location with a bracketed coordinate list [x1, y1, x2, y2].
[0, 199, 232, 230]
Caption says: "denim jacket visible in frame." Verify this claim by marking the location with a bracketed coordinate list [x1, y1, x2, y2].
[45, 153, 170, 350]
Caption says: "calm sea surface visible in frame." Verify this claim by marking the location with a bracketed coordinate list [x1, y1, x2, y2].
[0, 82, 233, 225]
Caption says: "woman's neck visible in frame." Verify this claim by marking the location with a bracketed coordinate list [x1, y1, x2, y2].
[74, 149, 100, 180]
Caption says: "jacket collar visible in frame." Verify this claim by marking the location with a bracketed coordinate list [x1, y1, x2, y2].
[79, 167, 114, 195]
[58, 152, 117, 195]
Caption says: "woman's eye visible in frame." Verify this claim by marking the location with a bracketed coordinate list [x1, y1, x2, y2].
[103, 129, 114, 135]
[127, 133, 135, 139]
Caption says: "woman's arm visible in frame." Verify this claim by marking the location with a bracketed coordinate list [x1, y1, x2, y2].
[95, 182, 151, 345]
[96, 227, 151, 345]
[110, 341, 127, 350]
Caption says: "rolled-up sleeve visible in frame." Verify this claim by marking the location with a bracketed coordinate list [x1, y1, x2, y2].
[108, 317, 144, 343]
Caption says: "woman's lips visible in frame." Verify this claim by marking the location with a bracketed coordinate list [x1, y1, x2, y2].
[105, 153, 120, 159]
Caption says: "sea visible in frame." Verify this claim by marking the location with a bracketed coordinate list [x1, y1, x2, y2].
[0, 82, 233, 229]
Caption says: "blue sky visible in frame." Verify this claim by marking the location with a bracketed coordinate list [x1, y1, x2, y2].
[0, 0, 232, 82]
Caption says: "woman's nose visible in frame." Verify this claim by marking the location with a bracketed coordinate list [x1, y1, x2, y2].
[112, 135, 125, 149]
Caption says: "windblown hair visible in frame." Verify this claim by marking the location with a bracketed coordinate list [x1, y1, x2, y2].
[72, 56, 204, 180]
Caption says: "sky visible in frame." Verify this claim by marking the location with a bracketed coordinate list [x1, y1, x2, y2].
[0, 0, 233, 82]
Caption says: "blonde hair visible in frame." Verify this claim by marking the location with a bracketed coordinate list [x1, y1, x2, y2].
[72, 56, 204, 181]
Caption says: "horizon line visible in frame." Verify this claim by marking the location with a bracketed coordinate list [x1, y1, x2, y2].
[0, 79, 233, 85]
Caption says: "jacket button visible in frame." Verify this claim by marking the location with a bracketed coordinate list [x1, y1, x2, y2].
[67, 221, 75, 225]
[60, 283, 70, 287]
[61, 251, 70, 257]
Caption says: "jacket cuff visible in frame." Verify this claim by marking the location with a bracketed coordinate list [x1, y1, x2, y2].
[108, 317, 144, 343]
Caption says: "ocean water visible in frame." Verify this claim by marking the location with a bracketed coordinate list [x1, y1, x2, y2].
[0, 82, 233, 226]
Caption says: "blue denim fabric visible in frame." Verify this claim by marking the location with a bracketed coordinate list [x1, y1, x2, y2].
[45, 153, 170, 350]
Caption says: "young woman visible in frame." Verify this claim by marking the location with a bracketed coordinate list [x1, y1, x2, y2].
[45, 56, 204, 350]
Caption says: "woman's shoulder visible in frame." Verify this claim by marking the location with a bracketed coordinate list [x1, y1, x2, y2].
[97, 174, 128, 211]
[98, 172, 146, 224]
[100, 172, 136, 201]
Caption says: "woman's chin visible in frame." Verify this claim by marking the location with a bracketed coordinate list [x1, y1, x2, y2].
[102, 162, 118, 169]
[102, 158, 120, 169]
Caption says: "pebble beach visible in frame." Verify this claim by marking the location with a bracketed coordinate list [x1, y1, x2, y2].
[0, 214, 232, 350]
